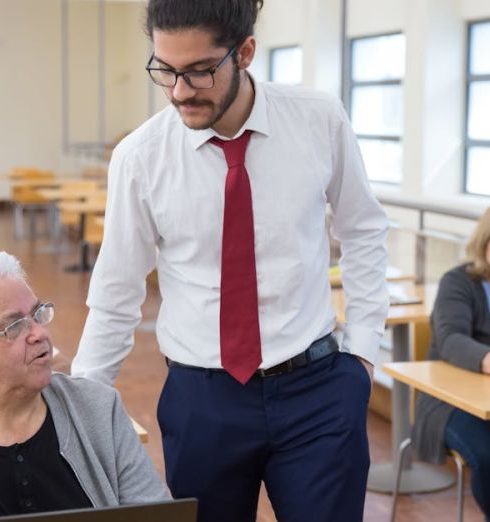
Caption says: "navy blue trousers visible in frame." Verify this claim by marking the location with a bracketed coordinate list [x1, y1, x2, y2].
[157, 351, 371, 522]
[445, 409, 490, 520]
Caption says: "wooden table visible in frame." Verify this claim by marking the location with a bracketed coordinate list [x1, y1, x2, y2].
[383, 361, 490, 420]
[36, 187, 101, 202]
[332, 282, 455, 493]
[131, 418, 149, 444]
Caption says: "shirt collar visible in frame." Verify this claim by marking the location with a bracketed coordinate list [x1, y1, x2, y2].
[185, 74, 270, 151]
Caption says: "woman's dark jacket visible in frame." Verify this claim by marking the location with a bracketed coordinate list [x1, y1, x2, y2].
[412, 264, 490, 463]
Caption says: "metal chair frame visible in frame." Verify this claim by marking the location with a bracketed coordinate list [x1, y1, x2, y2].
[390, 438, 466, 522]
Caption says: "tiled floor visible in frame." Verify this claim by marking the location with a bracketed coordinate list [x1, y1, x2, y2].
[0, 206, 485, 521]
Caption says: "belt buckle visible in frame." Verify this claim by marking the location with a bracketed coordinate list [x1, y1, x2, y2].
[257, 364, 283, 378]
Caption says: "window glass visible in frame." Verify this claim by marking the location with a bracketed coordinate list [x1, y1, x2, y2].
[466, 147, 490, 196]
[468, 81, 490, 141]
[349, 33, 405, 184]
[358, 140, 403, 184]
[470, 22, 490, 75]
[270, 46, 303, 85]
[352, 34, 405, 82]
[465, 21, 490, 197]
[351, 86, 403, 136]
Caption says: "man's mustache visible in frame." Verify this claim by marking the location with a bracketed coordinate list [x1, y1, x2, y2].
[171, 98, 213, 108]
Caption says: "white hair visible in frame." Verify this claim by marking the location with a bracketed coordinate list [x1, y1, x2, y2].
[0, 251, 27, 282]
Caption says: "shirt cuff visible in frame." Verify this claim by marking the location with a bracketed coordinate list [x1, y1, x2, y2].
[340, 324, 384, 365]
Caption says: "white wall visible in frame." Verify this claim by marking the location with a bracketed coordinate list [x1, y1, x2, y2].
[0, 0, 61, 173]
[1, 0, 490, 219]
[68, 0, 100, 143]
[254, 0, 341, 95]
[348, 0, 405, 37]
[0, 0, 155, 187]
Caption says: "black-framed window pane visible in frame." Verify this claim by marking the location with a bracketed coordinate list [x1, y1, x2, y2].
[349, 32, 405, 185]
[466, 147, 490, 196]
[352, 34, 405, 82]
[358, 139, 403, 184]
[465, 21, 490, 196]
[468, 81, 490, 141]
[351, 86, 403, 136]
[469, 22, 490, 75]
[269, 46, 302, 85]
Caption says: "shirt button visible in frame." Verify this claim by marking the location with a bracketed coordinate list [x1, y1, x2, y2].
[16, 454, 24, 463]
[21, 478, 29, 486]
[25, 499, 32, 507]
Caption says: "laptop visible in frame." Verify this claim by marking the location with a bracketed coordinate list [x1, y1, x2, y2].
[0, 499, 198, 522]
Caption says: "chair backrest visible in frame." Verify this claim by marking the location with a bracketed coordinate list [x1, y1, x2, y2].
[82, 191, 106, 245]
[11, 167, 55, 180]
[83, 214, 104, 245]
[412, 321, 431, 361]
[61, 180, 99, 192]
[10, 168, 56, 204]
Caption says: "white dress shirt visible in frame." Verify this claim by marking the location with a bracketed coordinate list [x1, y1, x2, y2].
[72, 78, 389, 385]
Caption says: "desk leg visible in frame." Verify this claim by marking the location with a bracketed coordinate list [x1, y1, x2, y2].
[367, 324, 454, 494]
[38, 204, 69, 255]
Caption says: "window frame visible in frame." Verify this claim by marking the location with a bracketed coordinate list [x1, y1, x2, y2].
[268, 45, 303, 85]
[463, 18, 490, 197]
[345, 31, 405, 185]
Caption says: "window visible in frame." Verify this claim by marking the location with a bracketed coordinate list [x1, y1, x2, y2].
[347, 33, 405, 184]
[269, 46, 303, 85]
[465, 20, 490, 197]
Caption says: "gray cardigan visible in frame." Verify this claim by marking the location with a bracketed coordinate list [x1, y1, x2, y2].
[412, 264, 490, 464]
[42, 373, 171, 506]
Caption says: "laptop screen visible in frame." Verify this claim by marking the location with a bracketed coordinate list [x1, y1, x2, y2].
[0, 499, 198, 522]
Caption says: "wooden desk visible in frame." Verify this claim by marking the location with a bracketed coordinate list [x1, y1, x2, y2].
[131, 418, 149, 444]
[332, 283, 453, 493]
[11, 177, 84, 191]
[36, 187, 100, 202]
[383, 361, 490, 420]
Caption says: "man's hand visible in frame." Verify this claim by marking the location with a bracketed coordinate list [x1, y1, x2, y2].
[355, 356, 374, 388]
[481, 352, 490, 375]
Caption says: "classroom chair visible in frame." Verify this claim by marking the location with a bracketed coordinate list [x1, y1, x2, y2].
[390, 438, 467, 522]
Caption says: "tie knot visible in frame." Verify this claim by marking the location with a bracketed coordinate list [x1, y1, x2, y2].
[210, 130, 252, 168]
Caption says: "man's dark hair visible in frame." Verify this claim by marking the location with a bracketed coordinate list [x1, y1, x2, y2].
[146, 0, 264, 48]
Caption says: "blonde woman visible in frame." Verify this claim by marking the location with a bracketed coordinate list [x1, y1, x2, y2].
[412, 207, 490, 521]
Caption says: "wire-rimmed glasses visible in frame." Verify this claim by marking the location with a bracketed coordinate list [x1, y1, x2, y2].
[0, 303, 54, 342]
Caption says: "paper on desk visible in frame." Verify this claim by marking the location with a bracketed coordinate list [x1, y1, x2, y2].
[388, 286, 423, 306]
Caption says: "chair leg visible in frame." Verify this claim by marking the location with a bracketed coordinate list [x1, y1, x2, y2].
[28, 208, 37, 238]
[390, 437, 412, 522]
[451, 451, 465, 522]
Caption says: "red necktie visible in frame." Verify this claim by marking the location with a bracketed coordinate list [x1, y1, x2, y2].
[210, 130, 262, 384]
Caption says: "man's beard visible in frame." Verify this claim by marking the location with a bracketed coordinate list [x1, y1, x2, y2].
[171, 65, 241, 130]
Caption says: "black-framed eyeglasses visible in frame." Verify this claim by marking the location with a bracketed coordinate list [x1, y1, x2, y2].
[146, 47, 236, 89]
[0, 302, 54, 342]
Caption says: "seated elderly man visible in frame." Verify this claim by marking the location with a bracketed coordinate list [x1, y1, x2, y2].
[0, 251, 170, 516]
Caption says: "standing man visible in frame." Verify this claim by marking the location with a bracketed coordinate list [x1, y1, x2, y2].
[72, 1, 389, 520]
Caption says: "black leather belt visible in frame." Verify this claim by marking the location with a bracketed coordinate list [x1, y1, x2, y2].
[166, 333, 339, 378]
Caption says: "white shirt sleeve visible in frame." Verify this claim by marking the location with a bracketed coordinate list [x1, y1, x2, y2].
[326, 101, 390, 365]
[71, 146, 159, 385]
